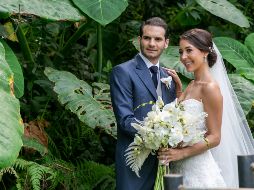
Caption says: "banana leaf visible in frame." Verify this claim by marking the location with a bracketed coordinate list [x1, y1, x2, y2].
[44, 67, 116, 138]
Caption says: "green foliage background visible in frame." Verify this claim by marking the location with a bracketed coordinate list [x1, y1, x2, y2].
[0, 0, 253, 189]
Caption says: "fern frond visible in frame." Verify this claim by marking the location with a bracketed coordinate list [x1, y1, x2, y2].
[74, 160, 115, 190]
[124, 142, 151, 177]
[27, 162, 57, 190]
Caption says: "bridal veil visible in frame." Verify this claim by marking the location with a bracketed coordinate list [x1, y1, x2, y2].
[209, 43, 254, 187]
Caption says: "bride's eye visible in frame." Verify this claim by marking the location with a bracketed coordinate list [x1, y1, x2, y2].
[186, 48, 192, 53]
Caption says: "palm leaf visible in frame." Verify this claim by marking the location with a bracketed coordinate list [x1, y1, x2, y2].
[195, 0, 250, 27]
[44, 67, 116, 138]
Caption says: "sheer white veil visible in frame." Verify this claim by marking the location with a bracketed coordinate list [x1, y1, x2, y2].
[209, 43, 254, 187]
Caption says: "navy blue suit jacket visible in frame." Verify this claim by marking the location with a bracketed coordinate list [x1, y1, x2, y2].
[110, 54, 176, 190]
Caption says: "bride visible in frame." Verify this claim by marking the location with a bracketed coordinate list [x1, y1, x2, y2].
[158, 28, 254, 188]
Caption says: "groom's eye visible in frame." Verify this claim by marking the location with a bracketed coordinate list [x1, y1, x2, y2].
[143, 36, 150, 40]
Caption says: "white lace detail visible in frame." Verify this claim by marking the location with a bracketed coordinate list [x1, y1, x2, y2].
[171, 99, 226, 188]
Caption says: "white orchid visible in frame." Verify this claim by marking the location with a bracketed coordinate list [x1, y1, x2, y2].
[160, 76, 172, 89]
[125, 96, 207, 177]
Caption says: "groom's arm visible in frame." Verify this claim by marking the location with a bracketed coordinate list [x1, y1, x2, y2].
[110, 65, 137, 137]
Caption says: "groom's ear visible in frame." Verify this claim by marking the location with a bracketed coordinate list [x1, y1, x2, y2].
[164, 39, 169, 49]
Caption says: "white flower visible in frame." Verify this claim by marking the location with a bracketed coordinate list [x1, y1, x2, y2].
[125, 98, 207, 177]
[160, 76, 172, 89]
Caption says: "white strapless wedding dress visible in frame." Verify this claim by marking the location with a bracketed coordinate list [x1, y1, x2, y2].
[171, 99, 227, 188]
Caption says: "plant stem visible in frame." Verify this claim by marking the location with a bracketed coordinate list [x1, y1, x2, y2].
[97, 23, 103, 82]
[16, 23, 35, 70]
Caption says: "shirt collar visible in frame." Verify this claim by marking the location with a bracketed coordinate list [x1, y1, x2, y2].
[139, 53, 160, 69]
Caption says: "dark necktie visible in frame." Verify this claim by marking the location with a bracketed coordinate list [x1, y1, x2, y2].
[149, 66, 158, 88]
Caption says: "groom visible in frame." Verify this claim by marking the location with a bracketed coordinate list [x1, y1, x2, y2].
[110, 17, 180, 190]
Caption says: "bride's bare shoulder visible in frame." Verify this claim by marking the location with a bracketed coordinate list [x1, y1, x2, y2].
[202, 81, 222, 102]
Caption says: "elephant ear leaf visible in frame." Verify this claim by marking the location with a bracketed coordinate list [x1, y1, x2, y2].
[195, 0, 249, 27]
[0, 0, 83, 21]
[44, 67, 116, 138]
[72, 0, 128, 26]
[0, 39, 24, 98]
[0, 43, 24, 169]
[214, 37, 254, 69]
[245, 33, 254, 56]
[229, 74, 254, 115]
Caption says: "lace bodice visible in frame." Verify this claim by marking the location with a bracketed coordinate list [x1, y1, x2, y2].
[172, 99, 226, 188]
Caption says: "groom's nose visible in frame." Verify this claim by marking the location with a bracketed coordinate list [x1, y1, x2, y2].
[148, 38, 156, 46]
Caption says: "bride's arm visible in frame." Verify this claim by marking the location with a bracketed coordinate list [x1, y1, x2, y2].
[158, 82, 223, 162]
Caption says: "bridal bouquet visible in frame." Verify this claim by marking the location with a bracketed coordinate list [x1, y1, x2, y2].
[125, 97, 207, 189]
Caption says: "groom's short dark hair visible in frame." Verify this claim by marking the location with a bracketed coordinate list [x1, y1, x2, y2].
[139, 17, 169, 39]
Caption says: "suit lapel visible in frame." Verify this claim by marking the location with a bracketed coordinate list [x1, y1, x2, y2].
[135, 55, 158, 100]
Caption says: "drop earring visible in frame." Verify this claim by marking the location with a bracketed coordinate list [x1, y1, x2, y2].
[203, 56, 207, 63]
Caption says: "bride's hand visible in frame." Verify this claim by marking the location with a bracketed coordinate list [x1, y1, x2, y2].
[157, 147, 185, 164]
[162, 67, 182, 96]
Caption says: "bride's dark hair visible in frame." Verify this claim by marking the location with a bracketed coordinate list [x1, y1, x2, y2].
[180, 28, 217, 67]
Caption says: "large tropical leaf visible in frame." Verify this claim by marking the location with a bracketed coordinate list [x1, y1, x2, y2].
[72, 0, 128, 26]
[0, 90, 23, 169]
[44, 67, 116, 138]
[229, 74, 254, 115]
[0, 40, 24, 98]
[195, 0, 250, 27]
[236, 67, 254, 84]
[214, 37, 254, 69]
[0, 43, 23, 169]
[0, 0, 83, 21]
[245, 33, 254, 56]
[0, 43, 13, 94]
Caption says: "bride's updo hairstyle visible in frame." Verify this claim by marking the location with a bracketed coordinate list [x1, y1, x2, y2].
[180, 28, 217, 67]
